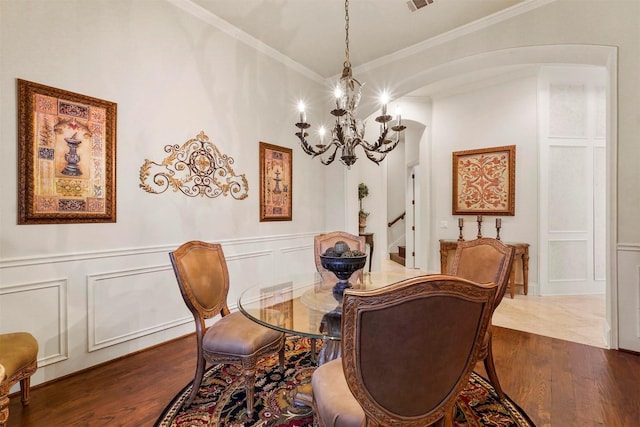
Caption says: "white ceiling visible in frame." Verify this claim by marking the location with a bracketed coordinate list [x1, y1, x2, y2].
[189, 0, 526, 79]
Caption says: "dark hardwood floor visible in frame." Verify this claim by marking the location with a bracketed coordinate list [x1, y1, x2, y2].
[6, 327, 640, 426]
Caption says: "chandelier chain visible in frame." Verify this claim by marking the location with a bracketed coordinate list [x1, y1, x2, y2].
[344, 0, 350, 68]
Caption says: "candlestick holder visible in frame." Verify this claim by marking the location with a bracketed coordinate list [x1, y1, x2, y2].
[496, 222, 502, 240]
[458, 221, 464, 241]
[476, 215, 483, 239]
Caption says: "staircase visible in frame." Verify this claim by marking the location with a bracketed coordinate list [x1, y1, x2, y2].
[389, 245, 406, 266]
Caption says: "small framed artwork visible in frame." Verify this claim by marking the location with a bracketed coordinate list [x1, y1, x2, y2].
[452, 145, 516, 216]
[17, 79, 117, 224]
[259, 142, 292, 221]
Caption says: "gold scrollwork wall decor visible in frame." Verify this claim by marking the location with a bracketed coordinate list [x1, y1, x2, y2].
[139, 131, 248, 199]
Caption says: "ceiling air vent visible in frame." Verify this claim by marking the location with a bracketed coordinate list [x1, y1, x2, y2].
[411, 0, 434, 10]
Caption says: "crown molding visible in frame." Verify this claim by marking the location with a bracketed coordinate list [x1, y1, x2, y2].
[166, 0, 325, 84]
[352, 0, 557, 77]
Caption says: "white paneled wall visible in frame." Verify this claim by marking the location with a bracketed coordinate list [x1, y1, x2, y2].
[0, 233, 317, 388]
[538, 66, 607, 296]
[617, 245, 640, 351]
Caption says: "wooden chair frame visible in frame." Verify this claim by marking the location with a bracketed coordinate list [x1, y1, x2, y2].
[334, 275, 497, 426]
[449, 237, 515, 399]
[170, 241, 285, 416]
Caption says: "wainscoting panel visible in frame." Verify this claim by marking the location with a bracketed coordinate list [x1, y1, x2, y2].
[548, 239, 588, 281]
[87, 265, 190, 352]
[277, 244, 315, 281]
[225, 250, 275, 309]
[617, 245, 640, 352]
[0, 279, 68, 366]
[0, 232, 320, 387]
[542, 239, 604, 295]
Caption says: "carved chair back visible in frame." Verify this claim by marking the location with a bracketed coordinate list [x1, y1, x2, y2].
[449, 237, 515, 310]
[340, 274, 497, 426]
[170, 241, 232, 329]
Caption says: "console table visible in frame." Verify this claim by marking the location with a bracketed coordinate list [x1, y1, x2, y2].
[439, 239, 530, 299]
[359, 232, 374, 272]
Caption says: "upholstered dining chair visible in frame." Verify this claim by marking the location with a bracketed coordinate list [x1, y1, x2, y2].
[448, 237, 515, 400]
[0, 332, 38, 427]
[311, 274, 498, 427]
[314, 231, 366, 284]
[169, 241, 285, 416]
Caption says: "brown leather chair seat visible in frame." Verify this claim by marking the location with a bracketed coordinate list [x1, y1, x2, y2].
[312, 358, 364, 427]
[201, 311, 283, 356]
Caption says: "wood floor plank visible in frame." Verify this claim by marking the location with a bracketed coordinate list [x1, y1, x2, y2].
[6, 327, 640, 426]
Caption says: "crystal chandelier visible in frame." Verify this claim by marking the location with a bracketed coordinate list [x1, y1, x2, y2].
[294, 0, 406, 167]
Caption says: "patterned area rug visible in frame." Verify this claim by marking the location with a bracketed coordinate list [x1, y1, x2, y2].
[155, 337, 535, 426]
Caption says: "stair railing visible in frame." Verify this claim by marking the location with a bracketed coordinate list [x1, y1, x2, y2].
[388, 211, 406, 228]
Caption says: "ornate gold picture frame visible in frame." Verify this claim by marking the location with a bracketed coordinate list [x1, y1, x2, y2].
[17, 79, 117, 224]
[452, 145, 515, 216]
[259, 142, 292, 221]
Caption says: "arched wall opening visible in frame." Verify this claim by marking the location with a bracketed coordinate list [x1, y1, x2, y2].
[355, 44, 617, 348]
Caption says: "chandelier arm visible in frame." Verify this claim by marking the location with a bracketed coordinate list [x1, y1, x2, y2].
[362, 148, 385, 165]
[297, 133, 327, 156]
[378, 138, 401, 154]
[297, 136, 319, 156]
[320, 145, 339, 165]
[359, 129, 388, 152]
[359, 137, 381, 152]
[312, 143, 336, 158]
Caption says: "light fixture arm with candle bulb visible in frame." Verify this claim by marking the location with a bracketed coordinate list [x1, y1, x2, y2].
[294, 0, 406, 167]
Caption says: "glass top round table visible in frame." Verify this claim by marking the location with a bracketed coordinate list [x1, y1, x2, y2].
[237, 270, 427, 341]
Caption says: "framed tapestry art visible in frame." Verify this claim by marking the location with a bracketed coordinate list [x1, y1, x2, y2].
[259, 142, 292, 221]
[452, 145, 515, 216]
[17, 79, 117, 224]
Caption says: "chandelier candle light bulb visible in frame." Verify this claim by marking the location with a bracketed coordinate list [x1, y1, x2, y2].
[381, 93, 389, 116]
[318, 126, 326, 147]
[298, 102, 306, 124]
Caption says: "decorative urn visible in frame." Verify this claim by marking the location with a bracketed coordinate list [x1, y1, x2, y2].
[319, 240, 367, 296]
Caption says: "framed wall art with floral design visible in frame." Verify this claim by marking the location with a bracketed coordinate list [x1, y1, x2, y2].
[17, 79, 117, 224]
[452, 145, 515, 216]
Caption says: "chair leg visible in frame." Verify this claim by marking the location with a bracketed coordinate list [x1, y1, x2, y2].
[185, 355, 206, 407]
[278, 344, 285, 372]
[243, 364, 257, 417]
[20, 377, 31, 406]
[310, 338, 317, 363]
[0, 392, 9, 427]
[483, 338, 506, 400]
[443, 403, 455, 427]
